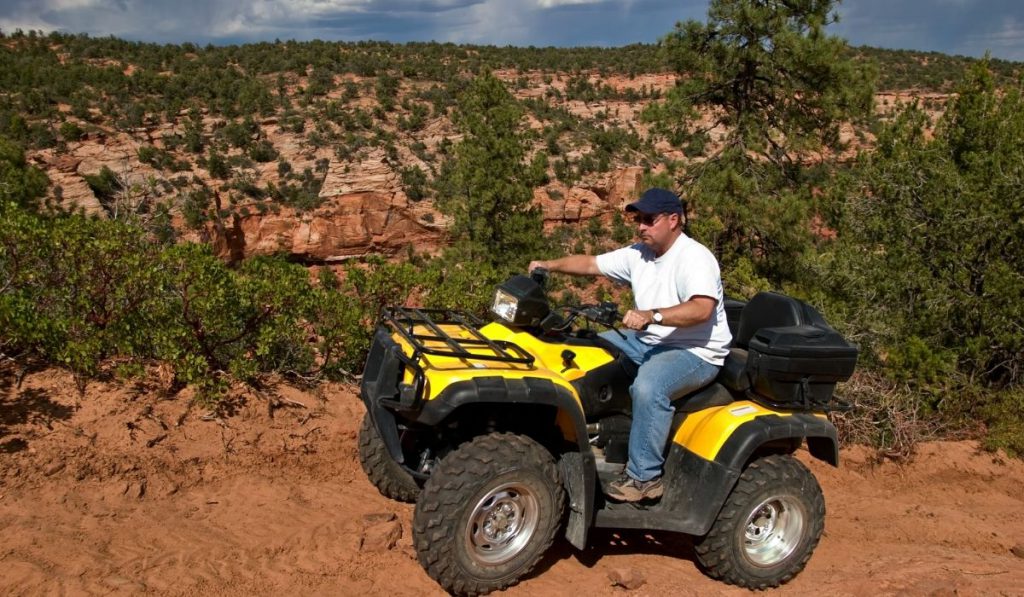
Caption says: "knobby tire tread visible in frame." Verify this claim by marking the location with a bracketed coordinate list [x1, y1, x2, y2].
[694, 454, 825, 590]
[413, 432, 565, 596]
[358, 414, 421, 503]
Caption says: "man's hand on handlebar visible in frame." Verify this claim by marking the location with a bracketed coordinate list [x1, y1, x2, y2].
[622, 309, 653, 331]
[527, 260, 548, 274]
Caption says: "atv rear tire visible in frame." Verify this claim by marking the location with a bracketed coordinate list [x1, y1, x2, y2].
[694, 454, 825, 589]
[358, 413, 421, 503]
[413, 433, 565, 596]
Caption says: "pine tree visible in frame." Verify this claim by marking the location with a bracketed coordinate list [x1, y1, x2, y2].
[649, 0, 875, 289]
[434, 72, 545, 268]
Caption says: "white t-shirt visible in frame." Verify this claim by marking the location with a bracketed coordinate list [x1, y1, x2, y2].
[596, 235, 732, 366]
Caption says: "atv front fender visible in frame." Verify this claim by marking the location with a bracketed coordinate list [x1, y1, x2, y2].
[421, 377, 596, 550]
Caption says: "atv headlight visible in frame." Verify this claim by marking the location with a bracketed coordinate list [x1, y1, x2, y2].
[492, 289, 520, 323]
[490, 274, 551, 326]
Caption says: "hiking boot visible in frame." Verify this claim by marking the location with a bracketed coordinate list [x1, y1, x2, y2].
[606, 475, 664, 502]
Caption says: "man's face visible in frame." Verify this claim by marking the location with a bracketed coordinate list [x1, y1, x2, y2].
[634, 211, 678, 253]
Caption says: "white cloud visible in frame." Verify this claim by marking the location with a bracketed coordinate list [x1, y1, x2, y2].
[536, 0, 602, 7]
[0, 17, 58, 33]
[45, 0, 106, 9]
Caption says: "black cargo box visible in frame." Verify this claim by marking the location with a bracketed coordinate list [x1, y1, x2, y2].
[746, 324, 858, 406]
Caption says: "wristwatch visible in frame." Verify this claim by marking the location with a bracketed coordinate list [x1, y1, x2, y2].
[651, 309, 663, 324]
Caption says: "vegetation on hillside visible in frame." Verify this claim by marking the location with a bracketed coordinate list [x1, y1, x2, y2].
[818, 62, 1024, 454]
[1, 2, 1023, 454]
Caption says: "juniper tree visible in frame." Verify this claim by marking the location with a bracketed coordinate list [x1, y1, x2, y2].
[830, 62, 1024, 392]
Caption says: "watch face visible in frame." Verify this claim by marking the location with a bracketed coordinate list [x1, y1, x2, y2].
[653, 310, 663, 323]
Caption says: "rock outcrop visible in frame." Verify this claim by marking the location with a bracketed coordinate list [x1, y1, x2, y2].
[36, 132, 644, 262]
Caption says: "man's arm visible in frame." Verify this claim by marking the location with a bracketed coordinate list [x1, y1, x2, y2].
[528, 255, 601, 277]
[621, 296, 716, 331]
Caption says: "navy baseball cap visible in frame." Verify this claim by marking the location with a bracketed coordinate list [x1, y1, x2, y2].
[625, 188, 683, 215]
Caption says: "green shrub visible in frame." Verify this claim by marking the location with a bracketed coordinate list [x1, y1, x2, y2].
[0, 137, 49, 210]
[59, 120, 85, 141]
[982, 388, 1024, 457]
[248, 139, 279, 163]
[0, 210, 159, 388]
[400, 165, 428, 201]
[83, 165, 123, 214]
[152, 244, 314, 398]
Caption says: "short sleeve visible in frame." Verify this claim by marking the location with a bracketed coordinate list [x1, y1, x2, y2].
[596, 245, 640, 284]
[675, 246, 721, 302]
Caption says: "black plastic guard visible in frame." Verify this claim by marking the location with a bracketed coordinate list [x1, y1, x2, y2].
[593, 413, 838, 536]
[594, 443, 740, 536]
[715, 413, 839, 469]
[360, 327, 407, 463]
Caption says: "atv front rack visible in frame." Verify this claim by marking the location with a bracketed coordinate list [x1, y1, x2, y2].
[381, 307, 535, 365]
[369, 307, 535, 411]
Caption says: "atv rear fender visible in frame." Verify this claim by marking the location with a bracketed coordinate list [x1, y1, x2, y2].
[673, 400, 839, 469]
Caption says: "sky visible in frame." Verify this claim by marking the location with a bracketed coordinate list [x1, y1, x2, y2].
[0, 0, 1022, 61]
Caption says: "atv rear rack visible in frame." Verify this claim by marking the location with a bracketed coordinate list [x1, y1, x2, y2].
[370, 307, 535, 411]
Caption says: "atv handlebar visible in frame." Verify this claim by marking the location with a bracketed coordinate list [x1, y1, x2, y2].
[551, 302, 622, 337]
[529, 267, 549, 288]
[571, 302, 620, 328]
[522, 269, 622, 336]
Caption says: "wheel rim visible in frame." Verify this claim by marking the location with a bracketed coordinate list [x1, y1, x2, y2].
[742, 495, 805, 567]
[464, 481, 541, 566]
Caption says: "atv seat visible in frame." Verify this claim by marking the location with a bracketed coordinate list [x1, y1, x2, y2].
[671, 382, 734, 413]
[735, 291, 826, 348]
[668, 383, 735, 441]
[718, 347, 751, 392]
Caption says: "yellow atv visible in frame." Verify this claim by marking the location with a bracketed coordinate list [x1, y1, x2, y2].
[358, 270, 857, 595]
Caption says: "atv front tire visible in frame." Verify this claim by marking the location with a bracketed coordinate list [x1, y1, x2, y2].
[413, 433, 565, 596]
[694, 454, 825, 589]
[358, 413, 421, 502]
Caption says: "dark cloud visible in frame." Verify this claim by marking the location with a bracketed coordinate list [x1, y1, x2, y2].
[514, 0, 706, 47]
[832, 0, 1024, 60]
[0, 0, 1021, 60]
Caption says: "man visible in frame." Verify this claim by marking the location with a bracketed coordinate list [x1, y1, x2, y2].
[528, 188, 732, 502]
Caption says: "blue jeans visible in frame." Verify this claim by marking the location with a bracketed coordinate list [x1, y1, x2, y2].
[600, 330, 721, 482]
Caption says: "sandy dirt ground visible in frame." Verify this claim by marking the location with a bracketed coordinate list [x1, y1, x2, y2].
[2, 367, 1024, 596]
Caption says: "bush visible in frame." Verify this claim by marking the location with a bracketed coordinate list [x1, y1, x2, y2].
[819, 61, 1024, 451]
[137, 144, 158, 164]
[83, 165, 123, 214]
[152, 245, 315, 396]
[829, 63, 1023, 391]
[0, 210, 159, 388]
[248, 139, 279, 163]
[59, 120, 85, 141]
[0, 136, 49, 210]
[206, 148, 231, 179]
[1, 207, 382, 401]
[400, 165, 428, 201]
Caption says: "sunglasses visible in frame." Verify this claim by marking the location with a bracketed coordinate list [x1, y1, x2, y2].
[632, 212, 668, 226]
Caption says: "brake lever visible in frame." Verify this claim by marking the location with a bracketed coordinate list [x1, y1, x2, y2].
[595, 302, 627, 339]
[575, 302, 625, 338]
